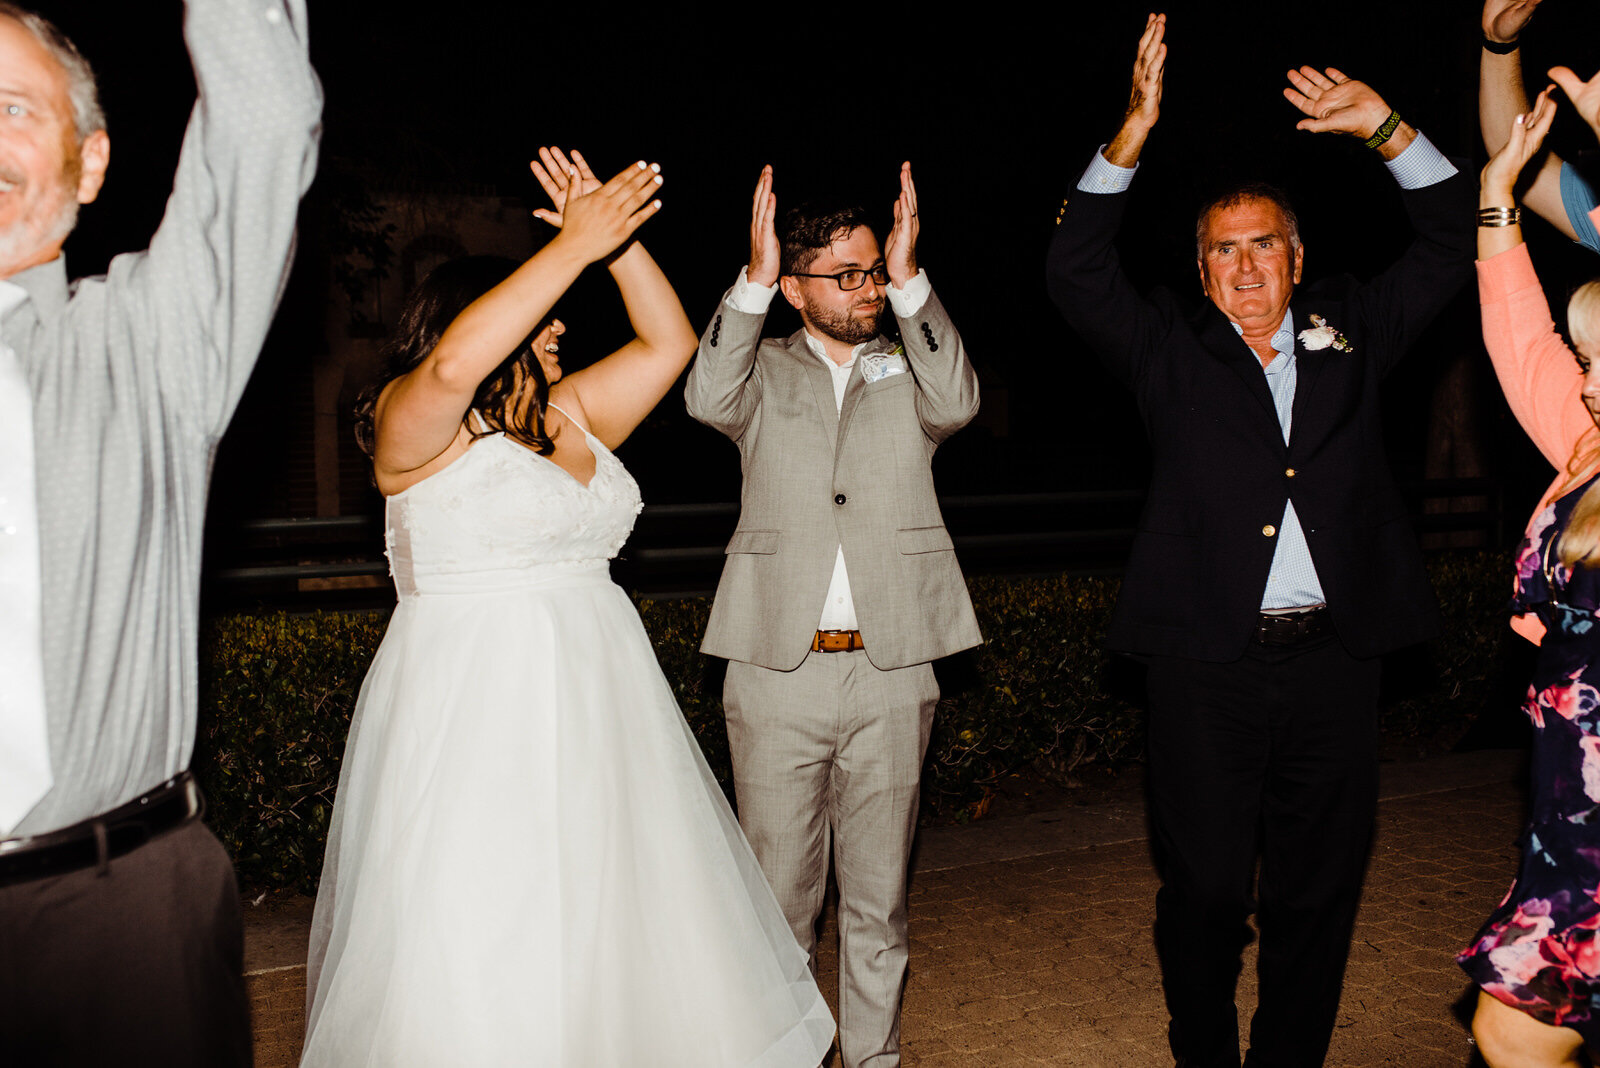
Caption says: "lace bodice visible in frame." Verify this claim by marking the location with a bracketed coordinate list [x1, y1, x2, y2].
[384, 413, 642, 597]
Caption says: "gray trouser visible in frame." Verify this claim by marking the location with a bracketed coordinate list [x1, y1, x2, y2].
[724, 650, 938, 1068]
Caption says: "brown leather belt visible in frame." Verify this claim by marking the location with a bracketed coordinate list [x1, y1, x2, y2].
[0, 772, 204, 887]
[1253, 606, 1331, 647]
[812, 629, 865, 653]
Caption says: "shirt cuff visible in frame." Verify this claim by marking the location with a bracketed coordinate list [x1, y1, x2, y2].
[1076, 146, 1138, 194]
[727, 266, 779, 314]
[886, 269, 931, 317]
[1383, 132, 1458, 190]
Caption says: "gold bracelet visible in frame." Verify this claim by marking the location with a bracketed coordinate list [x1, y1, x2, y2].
[1477, 206, 1522, 227]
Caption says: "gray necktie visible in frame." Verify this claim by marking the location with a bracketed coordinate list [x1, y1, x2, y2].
[0, 282, 50, 834]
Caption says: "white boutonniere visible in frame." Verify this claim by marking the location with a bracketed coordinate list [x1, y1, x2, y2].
[862, 345, 908, 384]
[1297, 314, 1352, 353]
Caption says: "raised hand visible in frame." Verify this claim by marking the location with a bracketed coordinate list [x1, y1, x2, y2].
[530, 146, 602, 229]
[551, 160, 664, 265]
[1550, 65, 1600, 141]
[1482, 86, 1558, 197]
[1483, 0, 1544, 45]
[1284, 67, 1393, 139]
[1125, 13, 1166, 129]
[748, 165, 780, 288]
[884, 162, 918, 288]
[1106, 12, 1166, 167]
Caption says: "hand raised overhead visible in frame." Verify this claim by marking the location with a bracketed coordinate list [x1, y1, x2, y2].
[1105, 12, 1166, 168]
[1125, 12, 1166, 128]
[1481, 85, 1558, 196]
[1283, 67, 1392, 139]
[748, 165, 780, 288]
[884, 162, 919, 289]
[1550, 65, 1600, 141]
[1482, 0, 1544, 45]
[530, 146, 602, 229]
[548, 158, 664, 265]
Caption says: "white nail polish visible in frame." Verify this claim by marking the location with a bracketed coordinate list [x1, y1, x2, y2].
[650, 162, 661, 174]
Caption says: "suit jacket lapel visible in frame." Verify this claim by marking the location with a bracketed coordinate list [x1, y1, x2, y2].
[1287, 302, 1327, 441]
[834, 355, 868, 455]
[1197, 306, 1277, 421]
[790, 332, 839, 457]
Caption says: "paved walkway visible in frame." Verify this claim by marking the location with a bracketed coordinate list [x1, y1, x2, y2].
[244, 749, 1526, 1066]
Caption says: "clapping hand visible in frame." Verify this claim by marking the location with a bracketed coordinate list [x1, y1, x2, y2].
[1551, 65, 1600, 143]
[1482, 86, 1558, 197]
[530, 147, 602, 229]
[1283, 68, 1392, 140]
[543, 156, 664, 265]
[748, 165, 780, 288]
[1106, 13, 1166, 167]
[885, 162, 918, 289]
[1125, 13, 1166, 129]
[1483, 0, 1544, 46]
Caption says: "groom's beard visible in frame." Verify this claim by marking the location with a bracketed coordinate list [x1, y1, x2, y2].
[804, 295, 885, 346]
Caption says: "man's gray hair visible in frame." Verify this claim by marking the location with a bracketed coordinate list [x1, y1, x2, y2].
[1196, 182, 1301, 259]
[0, 3, 105, 141]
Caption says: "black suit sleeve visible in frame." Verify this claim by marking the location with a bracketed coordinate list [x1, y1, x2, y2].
[1348, 166, 1476, 378]
[1045, 186, 1181, 392]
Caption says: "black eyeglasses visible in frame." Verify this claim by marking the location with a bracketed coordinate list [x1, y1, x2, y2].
[789, 264, 890, 292]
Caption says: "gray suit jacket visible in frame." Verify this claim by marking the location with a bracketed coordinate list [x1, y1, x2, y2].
[685, 283, 983, 672]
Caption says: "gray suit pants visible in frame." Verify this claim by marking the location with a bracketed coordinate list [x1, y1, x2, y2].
[725, 650, 937, 1068]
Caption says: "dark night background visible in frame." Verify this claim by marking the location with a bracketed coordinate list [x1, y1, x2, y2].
[24, 1, 1600, 571]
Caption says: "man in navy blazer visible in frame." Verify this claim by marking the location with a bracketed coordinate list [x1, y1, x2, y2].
[1045, 15, 1473, 1068]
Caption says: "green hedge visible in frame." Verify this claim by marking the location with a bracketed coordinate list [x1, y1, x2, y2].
[196, 552, 1521, 892]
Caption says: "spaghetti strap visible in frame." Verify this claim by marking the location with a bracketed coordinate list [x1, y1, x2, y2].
[547, 402, 590, 437]
[469, 409, 490, 433]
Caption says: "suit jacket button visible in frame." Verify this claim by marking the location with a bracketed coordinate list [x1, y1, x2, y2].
[1285, 467, 1296, 478]
[1262, 524, 1276, 537]
[834, 493, 847, 506]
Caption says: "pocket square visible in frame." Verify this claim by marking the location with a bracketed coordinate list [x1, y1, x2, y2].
[861, 351, 906, 384]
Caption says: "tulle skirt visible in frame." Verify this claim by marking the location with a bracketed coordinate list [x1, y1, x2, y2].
[302, 572, 833, 1066]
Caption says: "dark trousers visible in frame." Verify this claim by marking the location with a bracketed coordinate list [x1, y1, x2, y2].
[0, 818, 251, 1068]
[1145, 635, 1381, 1068]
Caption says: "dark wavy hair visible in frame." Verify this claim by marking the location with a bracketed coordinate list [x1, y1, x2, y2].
[780, 203, 877, 276]
[353, 256, 554, 459]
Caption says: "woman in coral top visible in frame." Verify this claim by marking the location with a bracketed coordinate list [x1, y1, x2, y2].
[1459, 66, 1600, 1068]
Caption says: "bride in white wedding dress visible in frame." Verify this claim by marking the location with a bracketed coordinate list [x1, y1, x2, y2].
[300, 148, 833, 1067]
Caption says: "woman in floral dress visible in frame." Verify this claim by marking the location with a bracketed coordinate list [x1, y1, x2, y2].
[1459, 67, 1600, 1067]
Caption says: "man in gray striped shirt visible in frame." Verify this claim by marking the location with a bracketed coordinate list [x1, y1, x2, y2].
[0, 3, 319, 1063]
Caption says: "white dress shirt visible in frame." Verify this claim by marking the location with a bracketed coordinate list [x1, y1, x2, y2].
[0, 280, 49, 833]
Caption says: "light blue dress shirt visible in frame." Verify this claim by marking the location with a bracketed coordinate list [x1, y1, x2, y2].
[1244, 313, 1326, 609]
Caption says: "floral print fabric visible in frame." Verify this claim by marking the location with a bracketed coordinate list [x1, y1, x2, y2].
[1460, 472, 1600, 1040]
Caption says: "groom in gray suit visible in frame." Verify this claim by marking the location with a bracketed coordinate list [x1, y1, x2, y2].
[686, 162, 981, 1067]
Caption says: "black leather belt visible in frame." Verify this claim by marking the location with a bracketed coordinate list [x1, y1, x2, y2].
[0, 772, 203, 887]
[1253, 606, 1331, 646]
